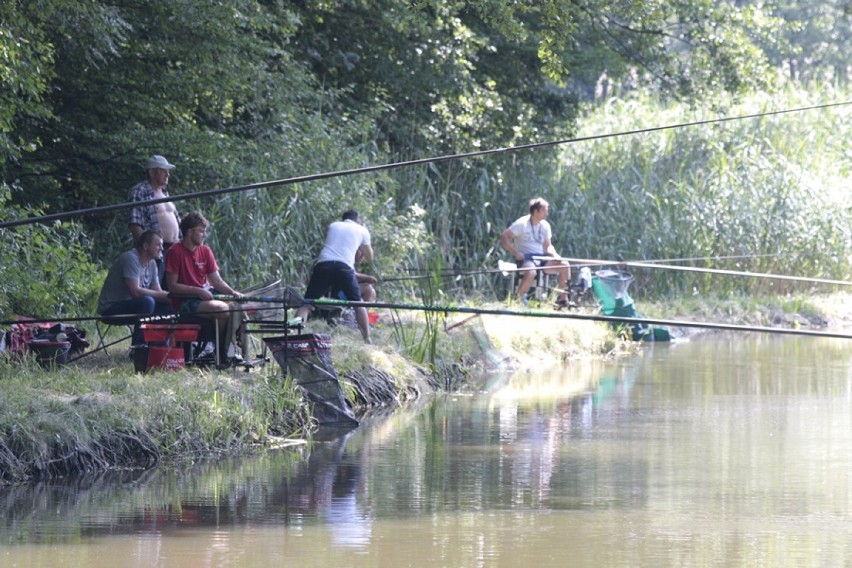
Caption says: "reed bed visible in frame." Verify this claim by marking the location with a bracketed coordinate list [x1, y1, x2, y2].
[110, 84, 844, 314]
[551, 87, 850, 299]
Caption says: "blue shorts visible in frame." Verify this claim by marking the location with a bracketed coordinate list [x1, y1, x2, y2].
[304, 261, 362, 302]
[516, 253, 544, 268]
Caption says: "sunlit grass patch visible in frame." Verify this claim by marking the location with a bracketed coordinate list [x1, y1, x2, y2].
[0, 356, 306, 483]
[478, 308, 616, 367]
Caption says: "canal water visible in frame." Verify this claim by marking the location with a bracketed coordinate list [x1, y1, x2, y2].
[2, 334, 851, 567]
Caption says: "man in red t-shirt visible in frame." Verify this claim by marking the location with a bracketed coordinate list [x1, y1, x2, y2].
[165, 211, 243, 364]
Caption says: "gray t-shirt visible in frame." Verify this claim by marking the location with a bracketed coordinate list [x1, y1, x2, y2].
[97, 249, 157, 313]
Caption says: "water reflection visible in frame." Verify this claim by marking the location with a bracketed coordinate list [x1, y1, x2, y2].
[2, 334, 851, 567]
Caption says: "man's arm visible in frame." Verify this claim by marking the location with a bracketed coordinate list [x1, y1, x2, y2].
[124, 277, 169, 302]
[208, 272, 242, 298]
[129, 223, 144, 241]
[543, 237, 559, 258]
[357, 243, 373, 263]
[165, 271, 213, 301]
[500, 228, 522, 260]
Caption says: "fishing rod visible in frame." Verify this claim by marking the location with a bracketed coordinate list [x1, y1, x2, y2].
[379, 253, 780, 283]
[9, 295, 848, 341]
[1, 102, 848, 230]
[304, 298, 852, 340]
[556, 257, 852, 287]
[0, 296, 289, 329]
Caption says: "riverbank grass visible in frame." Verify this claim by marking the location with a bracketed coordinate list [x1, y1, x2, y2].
[0, 304, 620, 483]
[6, 290, 846, 484]
[0, 354, 307, 483]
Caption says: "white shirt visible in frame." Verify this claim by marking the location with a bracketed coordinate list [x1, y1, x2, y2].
[317, 219, 371, 267]
[506, 215, 552, 256]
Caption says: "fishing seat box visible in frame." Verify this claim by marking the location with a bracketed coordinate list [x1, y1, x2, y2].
[133, 323, 200, 373]
[140, 323, 200, 345]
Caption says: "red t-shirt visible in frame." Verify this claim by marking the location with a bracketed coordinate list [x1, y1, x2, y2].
[165, 243, 219, 309]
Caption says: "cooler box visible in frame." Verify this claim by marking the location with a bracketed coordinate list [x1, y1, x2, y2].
[134, 323, 199, 373]
[140, 323, 199, 345]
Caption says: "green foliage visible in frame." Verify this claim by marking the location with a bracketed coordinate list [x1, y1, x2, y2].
[0, 0, 848, 316]
[553, 86, 851, 298]
[0, 2, 55, 164]
[757, 0, 851, 85]
[0, 185, 102, 319]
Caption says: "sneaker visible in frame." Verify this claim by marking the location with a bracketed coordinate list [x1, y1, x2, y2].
[520, 293, 529, 306]
[199, 342, 215, 357]
[555, 296, 575, 309]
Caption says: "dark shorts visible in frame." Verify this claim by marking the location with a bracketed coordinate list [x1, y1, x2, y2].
[178, 298, 203, 314]
[516, 253, 544, 269]
[304, 261, 362, 302]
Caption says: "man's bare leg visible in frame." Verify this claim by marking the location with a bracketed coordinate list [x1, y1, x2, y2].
[355, 306, 371, 344]
[516, 261, 536, 300]
[196, 299, 230, 362]
[545, 261, 572, 304]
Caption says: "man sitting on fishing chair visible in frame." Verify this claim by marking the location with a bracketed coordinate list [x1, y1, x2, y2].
[500, 197, 571, 307]
[165, 211, 244, 365]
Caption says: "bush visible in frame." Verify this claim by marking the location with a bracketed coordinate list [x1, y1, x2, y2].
[0, 184, 103, 320]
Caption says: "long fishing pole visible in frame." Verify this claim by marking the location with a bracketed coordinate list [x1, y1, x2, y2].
[556, 257, 852, 287]
[379, 253, 780, 283]
[15, 295, 845, 341]
[305, 298, 852, 340]
[2, 102, 848, 230]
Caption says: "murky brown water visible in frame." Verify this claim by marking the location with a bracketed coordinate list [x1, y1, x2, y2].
[2, 334, 851, 567]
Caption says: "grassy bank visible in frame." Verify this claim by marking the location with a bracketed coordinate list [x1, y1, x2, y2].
[0, 305, 617, 484]
[3, 291, 849, 485]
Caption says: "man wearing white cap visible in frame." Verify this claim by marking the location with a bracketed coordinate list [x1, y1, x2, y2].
[128, 154, 180, 285]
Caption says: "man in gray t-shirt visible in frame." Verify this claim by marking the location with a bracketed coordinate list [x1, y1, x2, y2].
[97, 231, 174, 343]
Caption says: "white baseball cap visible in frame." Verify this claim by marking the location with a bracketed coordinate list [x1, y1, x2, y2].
[145, 155, 176, 170]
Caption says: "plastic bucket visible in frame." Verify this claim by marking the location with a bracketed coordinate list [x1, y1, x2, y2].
[133, 345, 185, 372]
[28, 340, 71, 369]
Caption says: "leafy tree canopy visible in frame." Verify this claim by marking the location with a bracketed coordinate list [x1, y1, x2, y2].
[0, 0, 846, 289]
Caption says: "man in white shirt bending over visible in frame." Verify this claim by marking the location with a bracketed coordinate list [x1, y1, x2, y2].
[296, 209, 373, 343]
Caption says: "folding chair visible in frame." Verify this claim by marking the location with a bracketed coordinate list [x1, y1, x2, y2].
[93, 317, 134, 355]
[498, 260, 555, 302]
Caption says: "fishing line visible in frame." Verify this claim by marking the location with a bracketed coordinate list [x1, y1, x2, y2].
[378, 253, 780, 283]
[558, 257, 852, 287]
[1, 101, 848, 230]
[307, 298, 852, 340]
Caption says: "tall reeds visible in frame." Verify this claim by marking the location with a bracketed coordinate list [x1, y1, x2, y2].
[370, 85, 850, 301]
[138, 84, 848, 304]
[552, 87, 850, 298]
